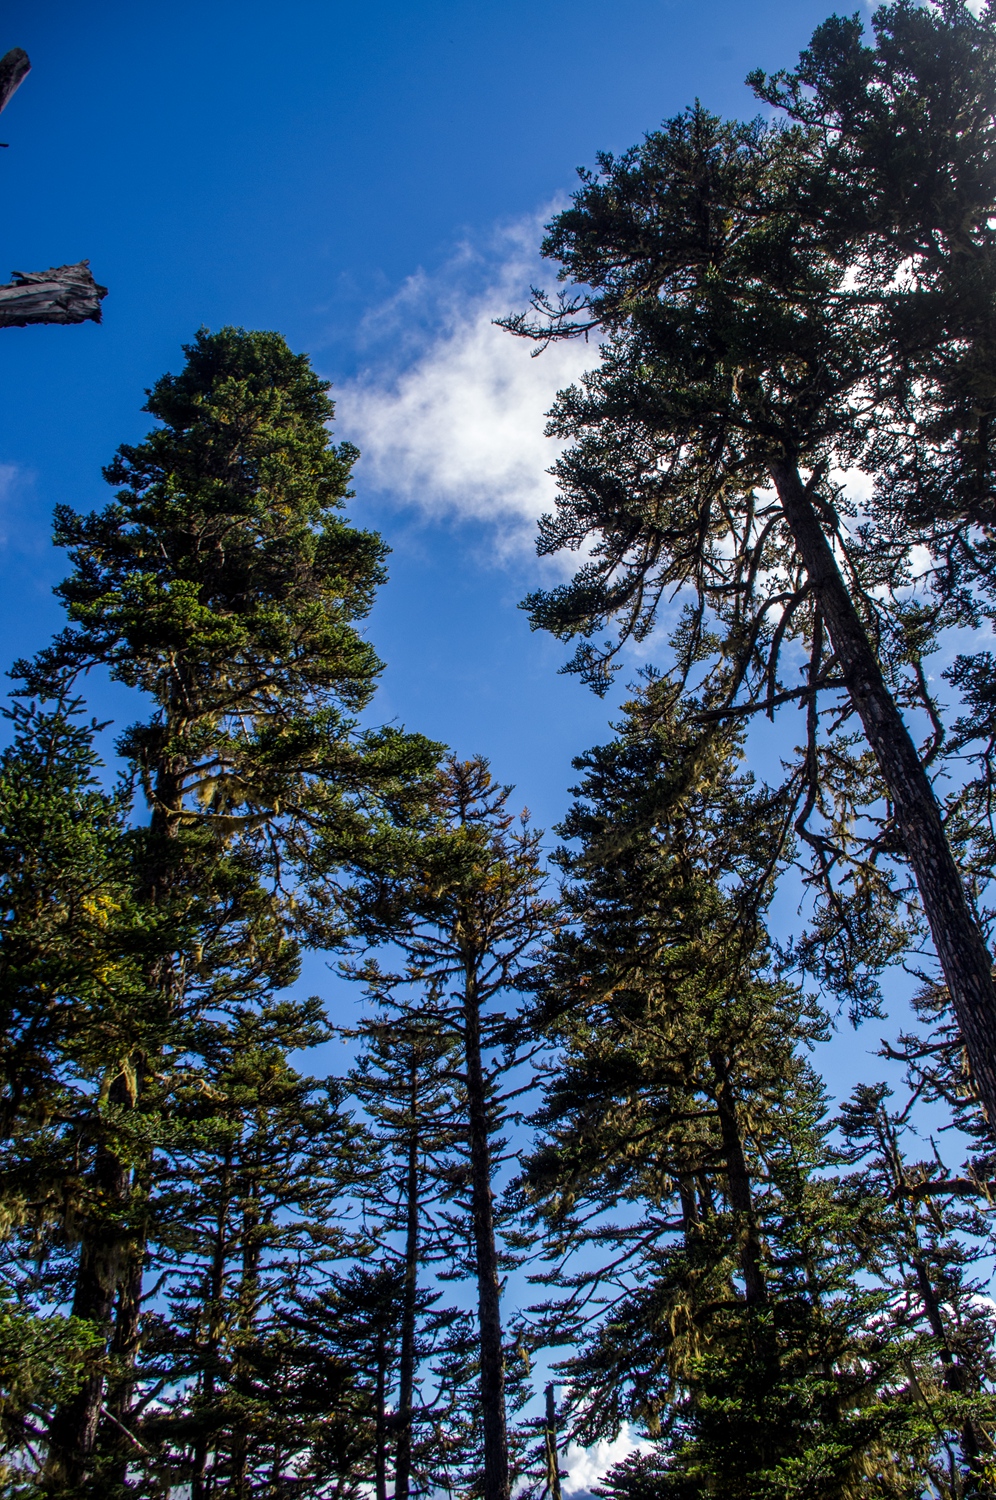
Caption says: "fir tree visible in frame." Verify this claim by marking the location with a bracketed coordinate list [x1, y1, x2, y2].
[348, 757, 558, 1500]
[501, 0, 996, 1122]
[13, 326, 437, 1487]
[342, 1005, 463, 1499]
[521, 695, 948, 1496]
[129, 998, 361, 1497]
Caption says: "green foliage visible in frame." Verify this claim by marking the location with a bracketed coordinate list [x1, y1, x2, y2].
[501, 2, 996, 1024]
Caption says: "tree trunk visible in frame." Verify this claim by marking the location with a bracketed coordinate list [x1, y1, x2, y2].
[710, 1051, 765, 1304]
[191, 1156, 230, 1500]
[395, 1073, 421, 1500]
[770, 459, 996, 1126]
[375, 1332, 388, 1500]
[101, 1148, 153, 1490]
[544, 1384, 563, 1500]
[0, 262, 106, 327]
[44, 1076, 133, 1487]
[462, 973, 510, 1500]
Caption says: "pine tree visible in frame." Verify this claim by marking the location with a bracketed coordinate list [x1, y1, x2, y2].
[348, 758, 558, 1500]
[13, 326, 438, 1487]
[124, 997, 361, 1497]
[0, 694, 161, 1489]
[342, 1005, 463, 1500]
[501, 0, 996, 1123]
[520, 695, 945, 1496]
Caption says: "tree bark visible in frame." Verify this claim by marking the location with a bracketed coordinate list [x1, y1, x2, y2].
[0, 262, 106, 327]
[0, 48, 30, 117]
[394, 1068, 421, 1500]
[544, 1384, 563, 1500]
[375, 1332, 388, 1500]
[44, 1076, 133, 1487]
[710, 1051, 765, 1305]
[770, 458, 996, 1126]
[463, 973, 510, 1500]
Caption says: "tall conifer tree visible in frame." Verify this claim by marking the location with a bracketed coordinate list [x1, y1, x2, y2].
[16, 326, 437, 1488]
[502, 0, 996, 1122]
[348, 758, 557, 1500]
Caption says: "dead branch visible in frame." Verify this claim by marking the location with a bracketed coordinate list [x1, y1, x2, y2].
[0, 262, 107, 327]
[0, 48, 29, 118]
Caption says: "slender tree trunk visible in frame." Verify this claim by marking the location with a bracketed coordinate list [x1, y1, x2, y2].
[102, 1150, 153, 1490]
[231, 1187, 262, 1500]
[462, 972, 510, 1500]
[44, 1075, 133, 1488]
[770, 459, 996, 1125]
[911, 1256, 981, 1477]
[395, 1074, 421, 1500]
[544, 1384, 563, 1500]
[375, 1332, 388, 1500]
[710, 1051, 765, 1304]
[192, 1161, 230, 1500]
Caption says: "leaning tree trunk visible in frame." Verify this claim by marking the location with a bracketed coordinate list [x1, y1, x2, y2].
[462, 972, 510, 1500]
[0, 263, 106, 327]
[770, 458, 996, 1126]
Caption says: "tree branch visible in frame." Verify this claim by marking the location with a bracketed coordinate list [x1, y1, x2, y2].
[0, 262, 107, 328]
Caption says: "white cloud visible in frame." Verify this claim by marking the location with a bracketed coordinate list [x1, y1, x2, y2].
[561, 1425, 654, 1496]
[334, 213, 600, 556]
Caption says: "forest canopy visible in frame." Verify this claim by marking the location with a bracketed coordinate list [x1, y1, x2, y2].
[3, 3, 996, 1499]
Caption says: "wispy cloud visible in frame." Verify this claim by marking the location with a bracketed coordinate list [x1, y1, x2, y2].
[334, 211, 599, 556]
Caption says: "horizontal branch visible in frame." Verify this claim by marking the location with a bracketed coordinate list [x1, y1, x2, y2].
[0, 261, 107, 327]
[693, 677, 848, 722]
[897, 1177, 995, 1201]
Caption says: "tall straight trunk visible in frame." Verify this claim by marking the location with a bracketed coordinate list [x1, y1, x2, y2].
[462, 973, 510, 1500]
[770, 459, 996, 1126]
[710, 1052, 765, 1304]
[394, 1069, 421, 1500]
[102, 1149, 153, 1490]
[44, 1075, 133, 1487]
[49, 758, 189, 1482]
[191, 1154, 231, 1500]
[231, 1186, 263, 1500]
[544, 1384, 563, 1500]
[374, 1332, 388, 1500]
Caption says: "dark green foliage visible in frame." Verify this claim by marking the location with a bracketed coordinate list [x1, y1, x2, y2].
[4, 14, 996, 1493]
[20, 325, 438, 885]
[128, 1000, 361, 1497]
[520, 689, 996, 1497]
[347, 757, 558, 1500]
[0, 327, 440, 1492]
[501, 2, 996, 1108]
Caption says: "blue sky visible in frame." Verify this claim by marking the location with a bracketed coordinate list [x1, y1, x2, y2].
[1, 4, 958, 1476]
[0, 3, 907, 1127]
[0, 0, 841, 819]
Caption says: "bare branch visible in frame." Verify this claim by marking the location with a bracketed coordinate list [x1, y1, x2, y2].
[0, 262, 107, 328]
